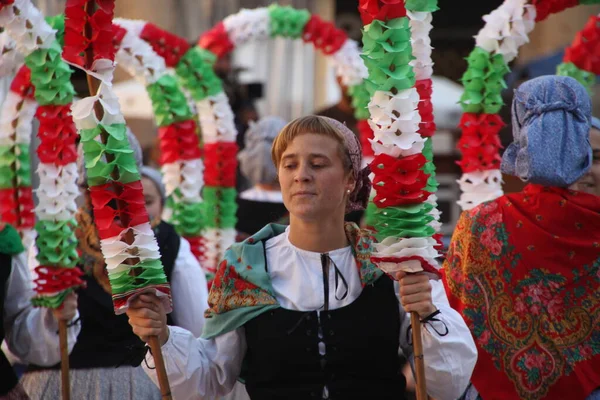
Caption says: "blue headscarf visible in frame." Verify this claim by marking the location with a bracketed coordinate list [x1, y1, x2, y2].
[501, 75, 592, 187]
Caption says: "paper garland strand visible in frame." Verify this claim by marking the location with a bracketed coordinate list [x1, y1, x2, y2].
[456, 0, 600, 211]
[0, 3, 84, 308]
[360, 0, 442, 276]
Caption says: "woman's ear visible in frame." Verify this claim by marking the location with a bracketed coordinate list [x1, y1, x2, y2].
[346, 173, 357, 194]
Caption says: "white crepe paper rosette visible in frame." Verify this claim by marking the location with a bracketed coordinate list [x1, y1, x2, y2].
[457, 170, 504, 210]
[370, 140, 425, 158]
[407, 11, 434, 81]
[35, 163, 79, 221]
[161, 159, 204, 201]
[21, 228, 36, 252]
[373, 236, 440, 274]
[331, 39, 368, 87]
[113, 18, 146, 39]
[0, 92, 37, 146]
[475, 0, 536, 63]
[0, 32, 23, 76]
[0, 0, 56, 54]
[203, 228, 237, 272]
[223, 7, 270, 46]
[196, 92, 237, 143]
[71, 84, 125, 130]
[425, 194, 442, 232]
[368, 89, 425, 152]
[114, 27, 167, 86]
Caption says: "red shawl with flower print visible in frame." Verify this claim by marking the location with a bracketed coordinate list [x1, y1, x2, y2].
[443, 185, 600, 400]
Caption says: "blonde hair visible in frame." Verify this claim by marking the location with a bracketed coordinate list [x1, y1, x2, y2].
[271, 115, 352, 171]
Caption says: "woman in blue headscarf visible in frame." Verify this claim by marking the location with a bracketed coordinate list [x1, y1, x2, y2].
[444, 75, 600, 400]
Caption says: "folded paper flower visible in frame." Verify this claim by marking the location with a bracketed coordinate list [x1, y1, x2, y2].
[203, 187, 238, 229]
[405, 0, 438, 12]
[0, 31, 23, 76]
[89, 180, 150, 239]
[0, 0, 56, 53]
[349, 82, 371, 120]
[457, 113, 504, 173]
[372, 236, 440, 274]
[0, 0, 15, 12]
[268, 4, 310, 39]
[0, 188, 34, 228]
[563, 15, 600, 75]
[556, 62, 596, 93]
[0, 143, 32, 187]
[202, 227, 237, 273]
[32, 265, 84, 296]
[138, 22, 189, 68]
[415, 79, 435, 137]
[532, 0, 578, 22]
[357, 120, 375, 157]
[25, 42, 76, 106]
[184, 235, 207, 262]
[114, 25, 166, 86]
[35, 218, 79, 267]
[10, 65, 35, 98]
[198, 21, 235, 57]
[196, 92, 238, 143]
[0, 188, 20, 226]
[112, 283, 172, 315]
[166, 198, 204, 236]
[223, 8, 270, 46]
[366, 201, 434, 238]
[158, 120, 202, 165]
[358, 0, 407, 25]
[161, 159, 204, 201]
[408, 11, 434, 81]
[175, 46, 223, 102]
[0, 92, 37, 147]
[457, 169, 503, 210]
[71, 83, 124, 129]
[332, 39, 369, 87]
[203, 142, 238, 188]
[36, 105, 78, 165]
[302, 14, 347, 55]
[146, 74, 194, 127]
[35, 163, 79, 221]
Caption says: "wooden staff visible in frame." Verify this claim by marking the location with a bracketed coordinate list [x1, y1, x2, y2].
[58, 319, 70, 400]
[83, 2, 172, 399]
[411, 311, 427, 400]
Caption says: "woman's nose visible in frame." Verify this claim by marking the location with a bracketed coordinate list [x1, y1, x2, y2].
[294, 164, 311, 182]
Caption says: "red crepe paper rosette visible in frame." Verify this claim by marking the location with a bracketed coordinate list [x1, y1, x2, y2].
[63, 0, 116, 69]
[158, 120, 202, 165]
[415, 79, 436, 137]
[36, 105, 78, 166]
[0, 188, 19, 226]
[140, 23, 191, 67]
[10, 66, 35, 99]
[203, 142, 238, 187]
[370, 255, 441, 277]
[532, 0, 578, 22]
[89, 180, 150, 240]
[0, 0, 14, 12]
[357, 120, 375, 157]
[457, 113, 504, 173]
[112, 23, 127, 52]
[185, 235, 207, 261]
[370, 153, 431, 207]
[198, 22, 234, 58]
[302, 15, 347, 55]
[564, 15, 600, 75]
[15, 187, 35, 229]
[112, 284, 171, 312]
[358, 0, 407, 25]
[33, 265, 85, 295]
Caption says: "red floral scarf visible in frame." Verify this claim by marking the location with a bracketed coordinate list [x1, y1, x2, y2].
[443, 185, 600, 400]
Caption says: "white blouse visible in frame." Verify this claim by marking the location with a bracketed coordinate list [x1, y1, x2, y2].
[143, 227, 477, 400]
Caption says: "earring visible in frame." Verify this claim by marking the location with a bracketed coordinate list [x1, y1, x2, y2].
[347, 189, 351, 194]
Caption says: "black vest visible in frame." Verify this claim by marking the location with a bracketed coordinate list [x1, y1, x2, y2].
[29, 221, 180, 371]
[243, 275, 406, 400]
[236, 197, 289, 238]
[0, 252, 18, 395]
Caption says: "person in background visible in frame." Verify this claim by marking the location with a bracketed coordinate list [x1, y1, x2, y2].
[21, 131, 209, 400]
[236, 116, 289, 241]
[315, 75, 358, 137]
[444, 76, 600, 400]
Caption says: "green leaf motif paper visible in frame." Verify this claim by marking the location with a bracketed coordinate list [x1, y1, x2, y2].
[268, 4, 310, 38]
[175, 47, 223, 102]
[556, 62, 595, 94]
[147, 75, 194, 126]
[25, 41, 75, 106]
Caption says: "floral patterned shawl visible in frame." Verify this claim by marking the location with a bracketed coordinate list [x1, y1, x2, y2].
[202, 222, 383, 339]
[443, 184, 600, 400]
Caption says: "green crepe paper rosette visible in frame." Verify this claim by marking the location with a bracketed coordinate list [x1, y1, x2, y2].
[579, 0, 600, 4]
[349, 83, 371, 120]
[556, 62, 595, 94]
[25, 41, 75, 106]
[361, 18, 415, 93]
[147, 75, 194, 126]
[422, 139, 438, 192]
[45, 14, 65, 47]
[268, 4, 310, 38]
[175, 47, 223, 102]
[367, 202, 436, 240]
[80, 124, 141, 186]
[166, 196, 204, 237]
[35, 220, 79, 268]
[0, 144, 32, 188]
[32, 288, 75, 309]
[459, 47, 509, 114]
[108, 258, 168, 295]
[202, 187, 238, 229]
[405, 0, 439, 12]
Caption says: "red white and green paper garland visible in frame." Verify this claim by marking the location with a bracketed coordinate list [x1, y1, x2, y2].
[0, 0, 84, 308]
[457, 0, 600, 211]
[360, 0, 442, 276]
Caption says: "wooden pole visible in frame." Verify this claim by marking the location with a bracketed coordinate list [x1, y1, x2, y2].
[83, 2, 172, 399]
[58, 319, 70, 400]
[410, 311, 427, 400]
